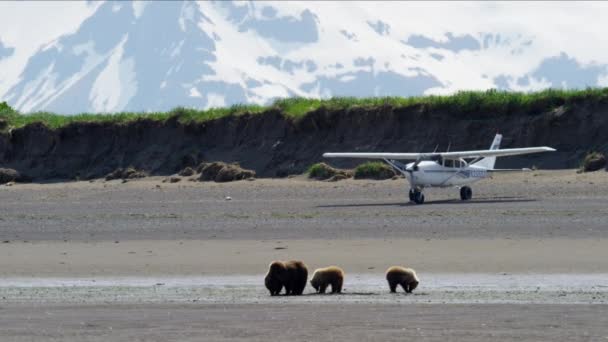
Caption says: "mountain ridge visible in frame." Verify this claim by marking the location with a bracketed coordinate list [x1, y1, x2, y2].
[1, 1, 608, 114]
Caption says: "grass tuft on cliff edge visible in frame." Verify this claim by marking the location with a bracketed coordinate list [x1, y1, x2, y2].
[2, 88, 608, 130]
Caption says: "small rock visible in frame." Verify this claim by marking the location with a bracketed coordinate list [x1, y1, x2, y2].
[581, 152, 606, 172]
[225, 196, 232, 201]
[0, 168, 20, 184]
[199, 162, 255, 182]
[178, 167, 195, 177]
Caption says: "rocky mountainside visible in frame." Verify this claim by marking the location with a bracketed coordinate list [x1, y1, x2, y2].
[1, 1, 607, 114]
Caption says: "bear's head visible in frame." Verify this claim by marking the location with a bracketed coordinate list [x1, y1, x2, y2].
[410, 280, 419, 291]
[310, 278, 320, 291]
[268, 261, 286, 275]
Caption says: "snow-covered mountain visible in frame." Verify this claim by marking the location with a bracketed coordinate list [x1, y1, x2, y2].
[1, 1, 608, 114]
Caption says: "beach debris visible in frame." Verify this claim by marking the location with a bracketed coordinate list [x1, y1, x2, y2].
[307, 162, 352, 181]
[178, 166, 195, 177]
[354, 161, 397, 180]
[105, 167, 148, 181]
[580, 152, 606, 172]
[199, 162, 255, 182]
[0, 168, 20, 184]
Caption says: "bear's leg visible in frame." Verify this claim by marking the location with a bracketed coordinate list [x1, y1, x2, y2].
[389, 281, 397, 293]
[400, 282, 409, 293]
[319, 284, 328, 294]
[295, 282, 305, 295]
[332, 279, 343, 293]
[284, 282, 293, 295]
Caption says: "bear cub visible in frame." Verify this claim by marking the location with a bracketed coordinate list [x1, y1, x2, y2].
[386, 266, 419, 293]
[310, 266, 344, 294]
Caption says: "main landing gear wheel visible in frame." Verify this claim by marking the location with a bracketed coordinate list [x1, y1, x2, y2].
[460, 186, 473, 201]
[408, 189, 415, 202]
[413, 191, 425, 204]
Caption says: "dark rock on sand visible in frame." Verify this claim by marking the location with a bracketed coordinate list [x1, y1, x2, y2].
[0, 168, 19, 184]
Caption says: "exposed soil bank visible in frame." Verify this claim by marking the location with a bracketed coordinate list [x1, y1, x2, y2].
[1, 101, 607, 181]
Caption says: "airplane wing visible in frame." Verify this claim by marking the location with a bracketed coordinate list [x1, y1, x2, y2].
[438, 147, 556, 159]
[486, 168, 533, 172]
[323, 147, 555, 160]
[322, 152, 422, 160]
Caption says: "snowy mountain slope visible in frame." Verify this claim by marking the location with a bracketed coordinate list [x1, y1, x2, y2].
[1, 1, 608, 114]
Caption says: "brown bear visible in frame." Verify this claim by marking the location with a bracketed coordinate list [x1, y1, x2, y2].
[283, 260, 308, 295]
[310, 266, 344, 294]
[264, 261, 286, 296]
[264, 260, 308, 296]
[386, 266, 419, 293]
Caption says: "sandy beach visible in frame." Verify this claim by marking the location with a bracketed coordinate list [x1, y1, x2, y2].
[1, 170, 607, 340]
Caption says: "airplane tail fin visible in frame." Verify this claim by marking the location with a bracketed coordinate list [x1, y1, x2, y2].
[473, 133, 502, 169]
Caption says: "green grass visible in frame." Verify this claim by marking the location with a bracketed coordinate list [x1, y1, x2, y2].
[2, 88, 608, 130]
[307, 162, 338, 180]
[353, 161, 396, 180]
[0, 103, 266, 130]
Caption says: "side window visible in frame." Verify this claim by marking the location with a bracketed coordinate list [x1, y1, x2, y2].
[444, 159, 454, 168]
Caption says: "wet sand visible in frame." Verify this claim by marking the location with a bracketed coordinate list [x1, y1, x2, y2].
[2, 303, 607, 342]
[2, 238, 608, 277]
[1, 170, 608, 340]
[1, 273, 607, 305]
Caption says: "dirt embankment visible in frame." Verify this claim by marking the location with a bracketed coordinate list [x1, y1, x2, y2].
[1, 101, 607, 181]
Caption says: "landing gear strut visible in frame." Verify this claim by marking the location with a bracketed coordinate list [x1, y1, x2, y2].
[409, 189, 425, 204]
[460, 186, 472, 201]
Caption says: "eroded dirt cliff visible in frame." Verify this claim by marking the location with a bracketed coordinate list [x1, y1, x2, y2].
[1, 101, 607, 181]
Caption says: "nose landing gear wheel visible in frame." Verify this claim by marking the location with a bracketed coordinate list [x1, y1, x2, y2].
[460, 186, 472, 200]
[413, 191, 425, 204]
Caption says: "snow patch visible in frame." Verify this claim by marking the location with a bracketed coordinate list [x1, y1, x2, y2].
[189, 87, 202, 98]
[598, 73, 608, 87]
[112, 2, 122, 13]
[205, 92, 226, 109]
[132, 1, 147, 19]
[89, 35, 137, 112]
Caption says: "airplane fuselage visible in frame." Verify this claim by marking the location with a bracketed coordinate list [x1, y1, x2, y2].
[398, 160, 490, 189]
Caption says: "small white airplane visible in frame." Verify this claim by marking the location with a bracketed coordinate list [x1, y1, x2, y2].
[323, 134, 555, 204]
